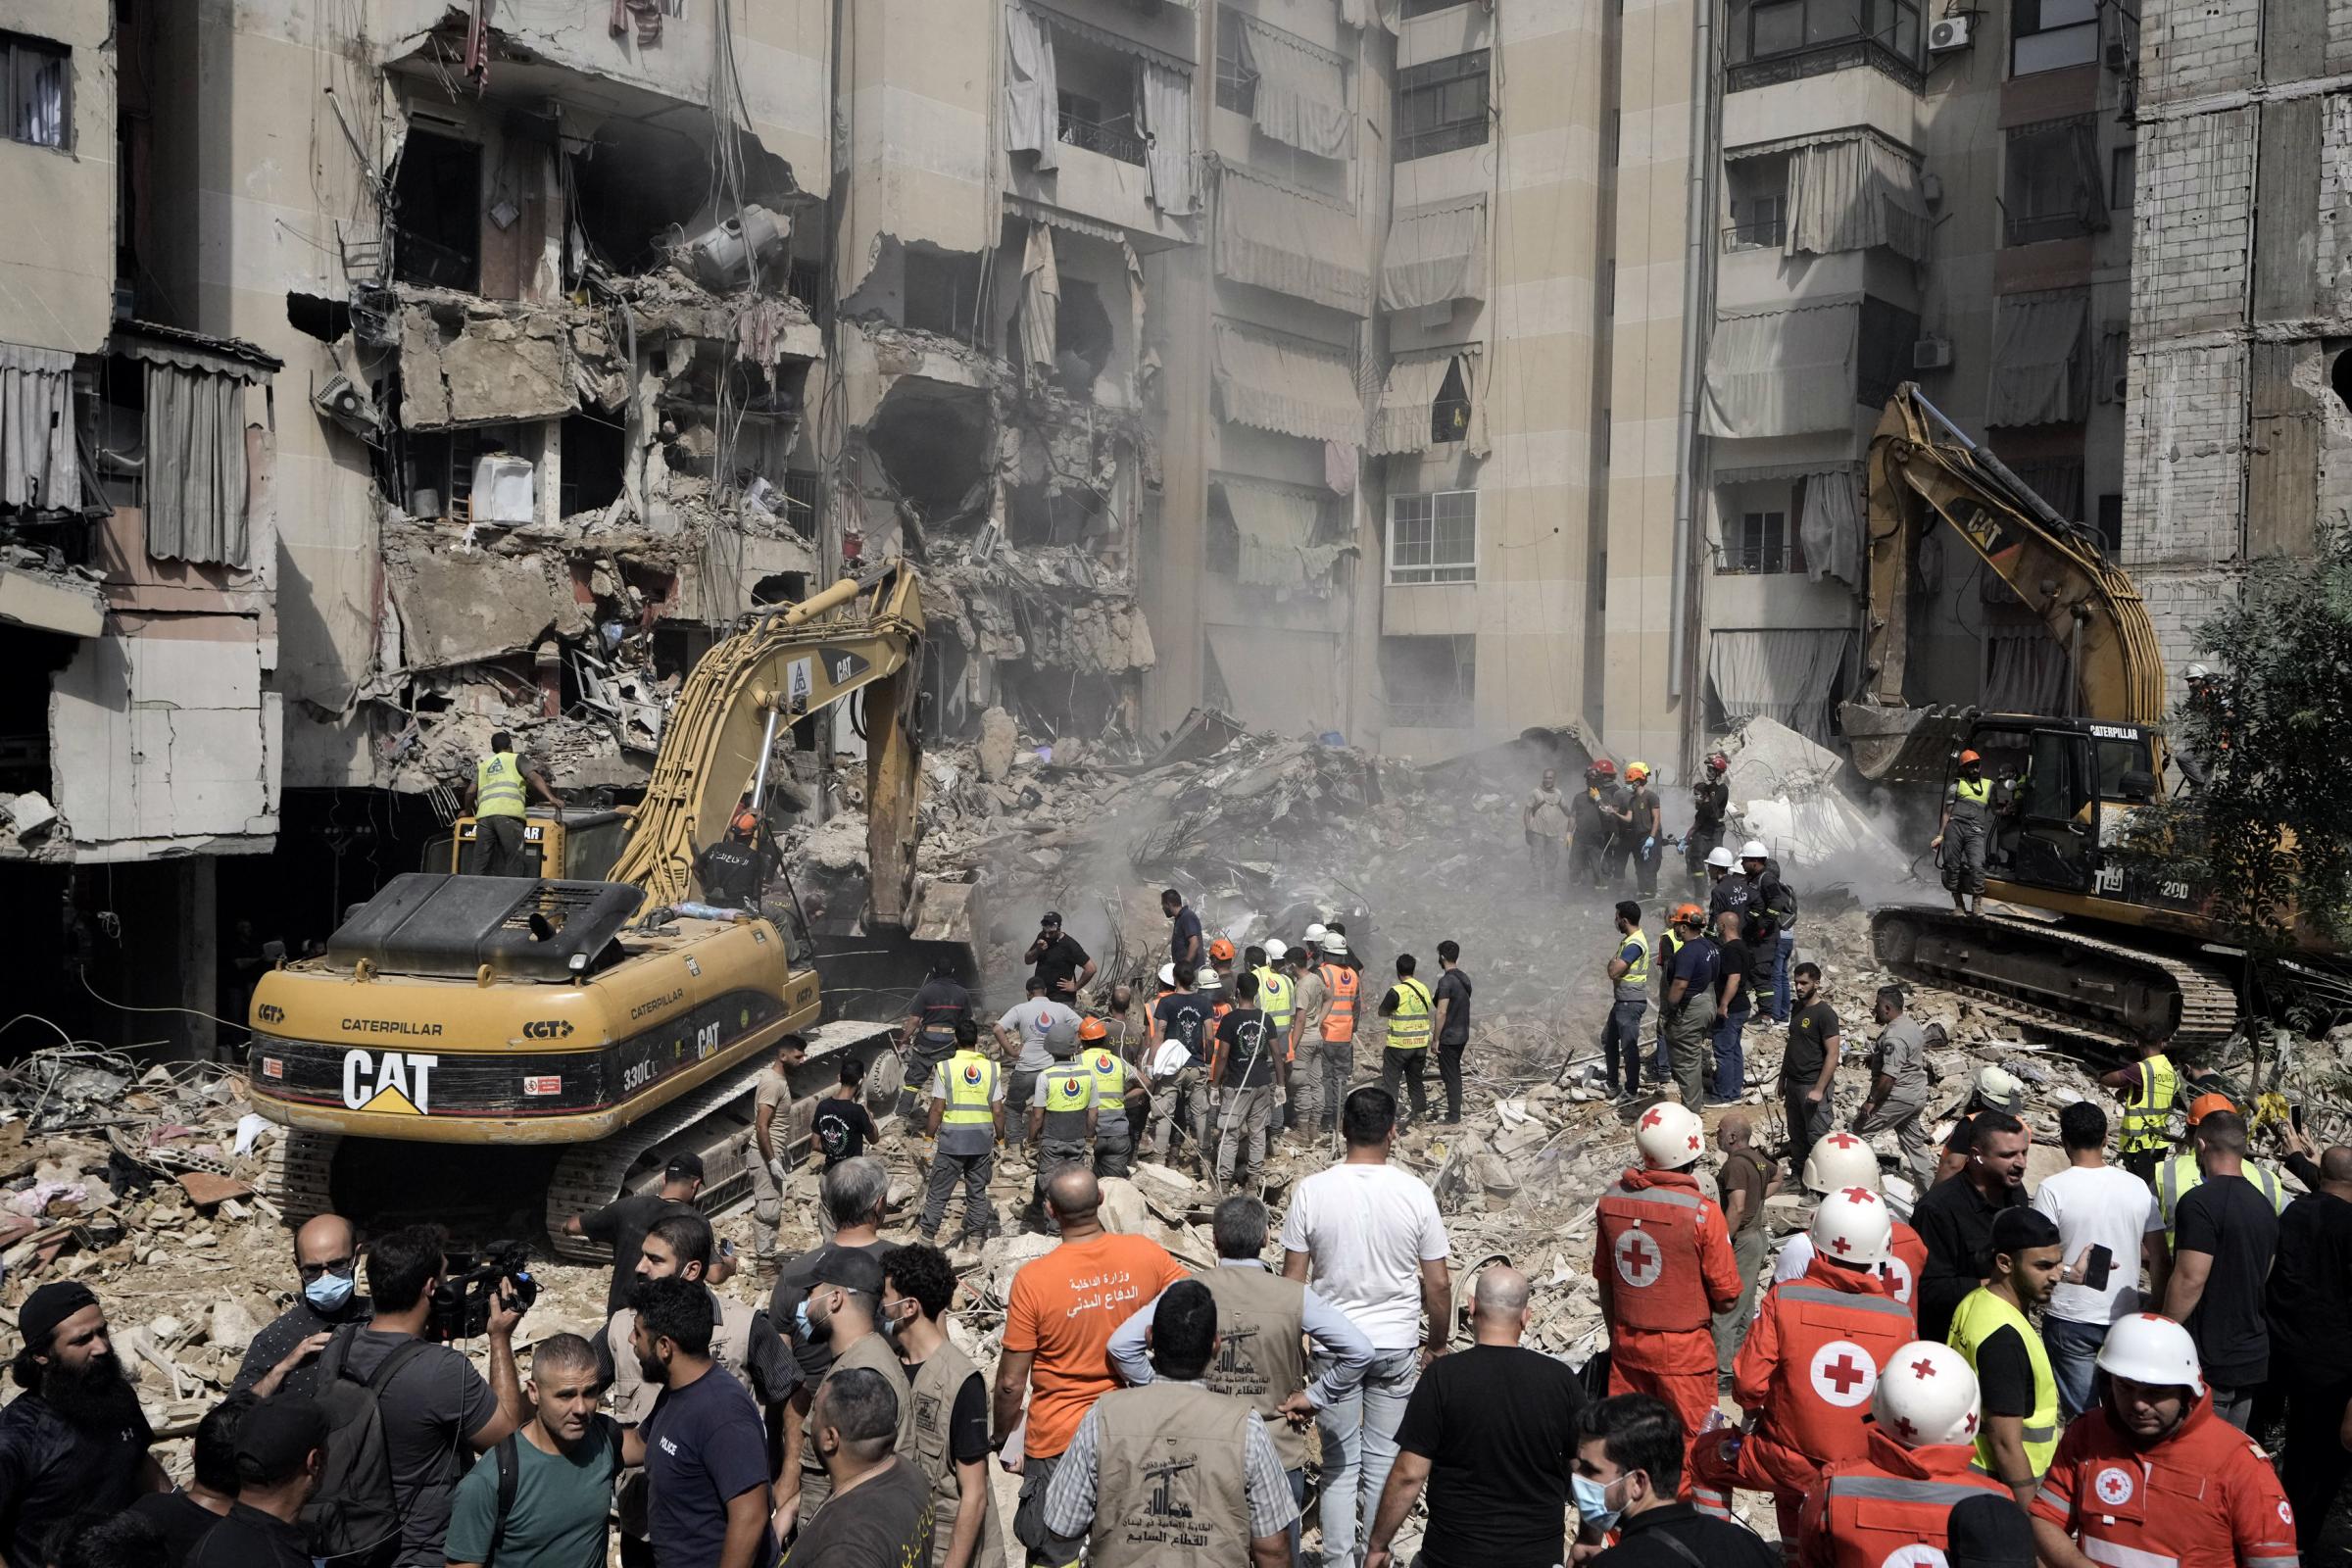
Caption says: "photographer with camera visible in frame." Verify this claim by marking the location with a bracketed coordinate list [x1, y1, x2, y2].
[310, 1222, 528, 1568]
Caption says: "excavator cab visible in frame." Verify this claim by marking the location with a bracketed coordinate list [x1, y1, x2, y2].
[1957, 715, 2191, 916]
[428, 807, 634, 881]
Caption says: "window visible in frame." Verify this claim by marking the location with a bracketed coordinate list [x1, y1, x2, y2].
[2, 33, 69, 150]
[1380, 636, 1476, 727]
[1857, 296, 1923, 407]
[1737, 0, 1921, 68]
[1399, 0, 1465, 16]
[2110, 144, 2135, 209]
[1387, 490, 1477, 583]
[903, 249, 984, 339]
[2095, 493, 2122, 555]
[1431, 359, 1471, 444]
[1215, 10, 1255, 115]
[2011, 0, 2098, 74]
[1718, 510, 1807, 574]
[391, 128, 482, 291]
[1724, 156, 1789, 250]
[1397, 51, 1490, 162]
[2003, 117, 2106, 245]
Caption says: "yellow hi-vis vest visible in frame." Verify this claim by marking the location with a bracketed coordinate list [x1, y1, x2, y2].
[2119, 1054, 2179, 1154]
[1614, 927, 1652, 996]
[2156, 1152, 2284, 1242]
[940, 1052, 999, 1126]
[1387, 976, 1434, 1051]
[1255, 968, 1295, 1032]
[1948, 1285, 2058, 1480]
[475, 753, 527, 819]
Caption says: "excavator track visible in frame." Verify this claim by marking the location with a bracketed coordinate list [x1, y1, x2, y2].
[262, 1128, 340, 1228]
[1871, 906, 2240, 1060]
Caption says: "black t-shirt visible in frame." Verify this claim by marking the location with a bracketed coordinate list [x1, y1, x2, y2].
[1028, 933, 1092, 996]
[333, 1328, 500, 1566]
[1213, 1008, 1277, 1088]
[1973, 1322, 2036, 1418]
[584, 1193, 698, 1316]
[1596, 1502, 1781, 1568]
[0, 1391, 155, 1567]
[1392, 1344, 1585, 1568]
[1433, 968, 1473, 1047]
[642, 1365, 776, 1568]
[2268, 1188, 2352, 1379]
[947, 1370, 991, 1464]
[771, 1240, 898, 1382]
[186, 1501, 312, 1568]
[127, 1489, 225, 1566]
[906, 977, 971, 1049]
[1152, 993, 1210, 1059]
[780, 1455, 934, 1568]
[1714, 938, 1756, 1010]
[1784, 1000, 1839, 1085]
[1169, 906, 1203, 964]
[231, 1295, 372, 1396]
[1690, 782, 1730, 832]
[811, 1098, 879, 1167]
[2174, 1173, 2280, 1386]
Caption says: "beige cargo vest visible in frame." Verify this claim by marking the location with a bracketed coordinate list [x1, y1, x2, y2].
[1090, 1381, 1253, 1568]
[608, 1290, 758, 1537]
[905, 1337, 1004, 1568]
[1200, 1265, 1309, 1472]
[799, 1327, 915, 1517]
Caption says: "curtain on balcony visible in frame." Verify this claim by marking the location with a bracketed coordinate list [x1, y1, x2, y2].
[1380, 196, 1487, 311]
[1004, 6, 1059, 171]
[1985, 621, 2070, 715]
[1986, 290, 2088, 427]
[1699, 300, 1859, 438]
[1212, 320, 1363, 444]
[1239, 21, 1353, 160]
[1215, 476, 1345, 588]
[1020, 222, 1059, 379]
[1797, 467, 1863, 587]
[1339, 0, 1402, 29]
[1708, 628, 1853, 745]
[1371, 349, 1483, 455]
[1216, 168, 1372, 313]
[145, 364, 251, 567]
[0, 344, 76, 512]
[1785, 134, 1931, 262]
[1136, 62, 1198, 215]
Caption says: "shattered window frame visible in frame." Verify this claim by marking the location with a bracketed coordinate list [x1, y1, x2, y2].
[2, 30, 70, 150]
[2001, 116, 2105, 247]
[1387, 489, 1477, 585]
[1215, 8, 1256, 116]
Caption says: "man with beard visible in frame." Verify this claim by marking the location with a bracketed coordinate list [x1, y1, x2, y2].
[185, 1393, 332, 1568]
[0, 1281, 166, 1563]
[619, 1277, 776, 1568]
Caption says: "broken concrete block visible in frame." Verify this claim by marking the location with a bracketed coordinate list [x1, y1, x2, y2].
[3, 793, 57, 836]
[398, 304, 576, 431]
[977, 708, 1017, 783]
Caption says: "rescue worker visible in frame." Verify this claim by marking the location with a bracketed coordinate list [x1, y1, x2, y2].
[1705, 843, 1756, 931]
[1592, 759, 1632, 892]
[1155, 962, 1178, 1002]
[1660, 904, 1719, 1114]
[1524, 767, 1575, 893]
[2176, 662, 2232, 789]
[1794, 1340, 2008, 1568]
[1935, 749, 1995, 917]
[1738, 840, 1796, 1025]
[727, 792, 761, 843]
[1376, 953, 1436, 1127]
[1570, 761, 1615, 890]
[2153, 1093, 2287, 1243]
[1147, 963, 1212, 1167]
[1624, 762, 1664, 899]
[1250, 943, 1296, 1055]
[1686, 751, 1732, 900]
[1595, 1101, 1744, 1480]
[1946, 1206, 2063, 1501]
[919, 1019, 1003, 1246]
[1080, 1017, 1140, 1179]
[1852, 985, 1937, 1192]
[1310, 931, 1359, 1144]
[1023, 1024, 1097, 1233]
[1773, 1131, 1931, 1310]
[1649, 899, 1690, 1086]
[1209, 936, 1239, 971]
[1599, 900, 1651, 1102]
[899, 956, 973, 1122]
[2101, 1037, 2180, 1184]
[1208, 971, 1281, 1200]
[1692, 1187, 1916, 1539]
[2028, 1312, 2297, 1568]
[461, 729, 560, 875]
[1288, 935, 1330, 1137]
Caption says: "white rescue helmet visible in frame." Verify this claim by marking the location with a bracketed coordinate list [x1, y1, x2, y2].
[1158, 962, 1177, 988]
[1196, 966, 1223, 991]
[1872, 1341, 1982, 1448]
[1740, 839, 1769, 861]
[1972, 1064, 2026, 1112]
[2185, 662, 2212, 683]
[1303, 922, 1329, 945]
[2096, 1313, 2203, 1393]
[1321, 933, 1348, 955]
[1800, 1131, 1883, 1197]
[1634, 1102, 1707, 1170]
[1264, 938, 1289, 961]
[1705, 846, 1737, 869]
[1809, 1183, 1892, 1267]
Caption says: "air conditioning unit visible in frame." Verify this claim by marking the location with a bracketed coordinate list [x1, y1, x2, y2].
[2104, 36, 2132, 70]
[312, 372, 380, 440]
[1928, 15, 1972, 53]
[1912, 337, 1953, 371]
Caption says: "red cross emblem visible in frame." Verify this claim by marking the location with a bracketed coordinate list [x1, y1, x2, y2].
[2094, 1467, 2134, 1507]
[1963, 1411, 1978, 1436]
[1841, 1187, 1878, 1205]
[1830, 1234, 1852, 1254]
[1641, 1107, 1667, 1129]
[1809, 1340, 1878, 1407]
[1613, 1228, 1663, 1288]
[1688, 1134, 1702, 1152]
[1826, 1132, 1862, 1150]
[1893, 1415, 1917, 1440]
[1911, 1358, 1938, 1379]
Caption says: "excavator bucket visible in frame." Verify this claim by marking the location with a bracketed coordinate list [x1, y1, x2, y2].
[1840, 701, 1979, 785]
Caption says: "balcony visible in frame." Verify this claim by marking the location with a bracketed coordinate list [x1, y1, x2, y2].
[1057, 106, 1147, 167]
[1723, 215, 1787, 253]
[1727, 0, 1925, 93]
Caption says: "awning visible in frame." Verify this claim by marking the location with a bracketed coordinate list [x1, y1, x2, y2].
[1986, 290, 2088, 427]
[1785, 135, 1931, 263]
[1370, 349, 1480, 455]
[1028, 0, 1195, 74]
[1216, 168, 1371, 313]
[1699, 300, 1859, 439]
[1212, 320, 1363, 444]
[1708, 628, 1853, 745]
[0, 343, 77, 513]
[1796, 468, 1863, 588]
[1214, 475, 1345, 588]
[1004, 5, 1059, 171]
[110, 320, 280, 383]
[1239, 18, 1352, 160]
[1005, 196, 1124, 244]
[1381, 196, 1487, 312]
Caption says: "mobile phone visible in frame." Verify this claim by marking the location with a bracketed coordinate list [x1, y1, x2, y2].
[2293, 1102, 2306, 1133]
[720, 1238, 736, 1261]
[2082, 1245, 2113, 1292]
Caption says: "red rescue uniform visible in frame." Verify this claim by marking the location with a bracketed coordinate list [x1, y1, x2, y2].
[1796, 1426, 2009, 1568]
[2031, 1388, 2299, 1568]
[1692, 1256, 1914, 1536]
[1596, 1162, 1742, 1482]
[1882, 1220, 1927, 1308]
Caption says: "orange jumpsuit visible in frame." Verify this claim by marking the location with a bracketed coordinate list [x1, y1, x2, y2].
[2032, 1386, 2298, 1568]
[1596, 1162, 1742, 1482]
[1797, 1426, 2010, 1568]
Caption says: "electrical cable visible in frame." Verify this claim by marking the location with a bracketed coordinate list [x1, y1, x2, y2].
[79, 972, 255, 1038]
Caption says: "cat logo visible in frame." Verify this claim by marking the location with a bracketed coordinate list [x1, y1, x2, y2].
[521, 1019, 575, 1040]
[342, 1050, 439, 1115]
[257, 1004, 285, 1024]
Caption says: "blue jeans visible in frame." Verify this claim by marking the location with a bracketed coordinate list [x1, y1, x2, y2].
[1600, 997, 1647, 1092]
[1313, 1347, 1419, 1568]
[2042, 1314, 2107, 1421]
[1771, 931, 1795, 1021]
[1711, 1007, 1749, 1100]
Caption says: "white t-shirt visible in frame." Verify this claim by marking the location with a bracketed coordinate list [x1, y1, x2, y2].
[998, 1001, 1081, 1074]
[2033, 1161, 2161, 1324]
[1280, 1160, 1451, 1351]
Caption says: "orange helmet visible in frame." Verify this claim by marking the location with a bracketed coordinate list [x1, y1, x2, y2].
[1209, 937, 1237, 963]
[1672, 903, 1706, 927]
[1957, 749, 1982, 764]
[1078, 1016, 1108, 1042]
[2185, 1092, 2236, 1126]
[1590, 759, 1618, 778]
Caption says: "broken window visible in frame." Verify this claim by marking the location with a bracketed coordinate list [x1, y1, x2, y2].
[1431, 358, 1471, 445]
[1054, 278, 1113, 397]
[400, 422, 529, 519]
[392, 128, 483, 291]
[1856, 296, 1922, 407]
[1397, 51, 1489, 162]
[1724, 156, 1788, 251]
[1053, 28, 1145, 164]
[903, 249, 985, 339]
[2095, 493, 2122, 554]
[1214, 10, 1254, 116]
[3, 32, 69, 150]
[2011, 0, 2097, 74]
[2002, 117, 2107, 246]
[1386, 490, 1476, 584]
[753, 572, 808, 607]
[1380, 636, 1476, 728]
[559, 413, 624, 516]
[569, 124, 712, 277]
[1007, 481, 1105, 549]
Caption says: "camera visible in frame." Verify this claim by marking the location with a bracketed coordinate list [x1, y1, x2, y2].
[427, 1239, 539, 1343]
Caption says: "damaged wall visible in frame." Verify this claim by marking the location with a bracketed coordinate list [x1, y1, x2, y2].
[837, 0, 996, 299]
[0, 0, 115, 356]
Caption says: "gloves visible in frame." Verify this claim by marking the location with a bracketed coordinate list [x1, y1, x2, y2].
[1642, 835, 1656, 854]
[767, 1157, 787, 1185]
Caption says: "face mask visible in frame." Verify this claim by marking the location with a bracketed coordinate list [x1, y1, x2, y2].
[795, 1298, 833, 1346]
[304, 1271, 356, 1313]
[1572, 1472, 1625, 1532]
[880, 1303, 908, 1342]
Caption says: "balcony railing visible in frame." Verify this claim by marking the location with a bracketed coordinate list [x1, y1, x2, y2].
[1058, 110, 1147, 167]
[1723, 216, 1787, 252]
[2004, 210, 2096, 247]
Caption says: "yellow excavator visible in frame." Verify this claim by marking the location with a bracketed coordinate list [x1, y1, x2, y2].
[246, 561, 959, 1251]
[1841, 385, 2345, 1054]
